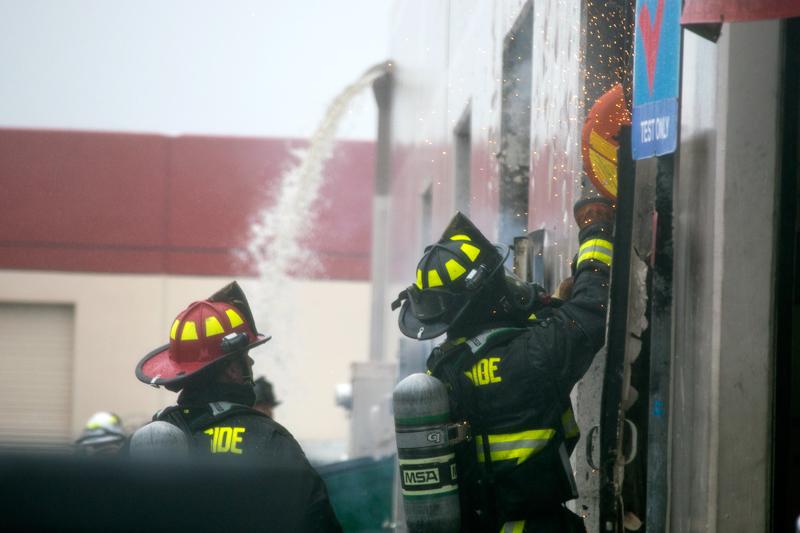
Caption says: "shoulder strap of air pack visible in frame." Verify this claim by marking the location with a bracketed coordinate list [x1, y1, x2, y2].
[428, 327, 526, 379]
[155, 402, 267, 435]
[464, 327, 526, 358]
[154, 405, 194, 436]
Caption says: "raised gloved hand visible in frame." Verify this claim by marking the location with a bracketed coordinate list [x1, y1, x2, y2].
[573, 197, 615, 273]
[574, 196, 615, 239]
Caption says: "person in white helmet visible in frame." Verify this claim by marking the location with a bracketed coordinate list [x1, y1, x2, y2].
[75, 411, 127, 456]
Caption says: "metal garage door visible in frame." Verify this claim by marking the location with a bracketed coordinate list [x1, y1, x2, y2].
[0, 303, 74, 447]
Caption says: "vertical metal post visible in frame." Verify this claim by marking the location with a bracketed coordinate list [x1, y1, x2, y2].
[599, 125, 635, 533]
[350, 64, 395, 460]
[369, 68, 393, 362]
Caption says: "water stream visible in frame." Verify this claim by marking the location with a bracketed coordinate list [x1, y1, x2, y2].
[246, 62, 388, 421]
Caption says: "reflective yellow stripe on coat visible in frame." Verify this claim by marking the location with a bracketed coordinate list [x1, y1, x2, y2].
[576, 238, 613, 269]
[475, 428, 556, 466]
[562, 407, 580, 440]
[500, 520, 525, 533]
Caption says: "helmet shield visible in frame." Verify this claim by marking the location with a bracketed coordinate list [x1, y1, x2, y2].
[396, 212, 508, 340]
[406, 286, 462, 321]
[397, 297, 452, 340]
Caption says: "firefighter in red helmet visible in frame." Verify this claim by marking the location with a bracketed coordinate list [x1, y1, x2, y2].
[133, 281, 341, 532]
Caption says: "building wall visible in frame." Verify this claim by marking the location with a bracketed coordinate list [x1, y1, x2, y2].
[671, 21, 782, 532]
[384, 2, 790, 531]
[384, 0, 585, 358]
[0, 129, 375, 460]
[670, 28, 719, 530]
[0, 271, 369, 456]
[0, 129, 374, 279]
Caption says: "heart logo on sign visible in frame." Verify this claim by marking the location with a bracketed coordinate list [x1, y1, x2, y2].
[639, 0, 664, 95]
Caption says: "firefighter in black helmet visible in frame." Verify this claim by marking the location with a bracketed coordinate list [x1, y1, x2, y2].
[392, 200, 613, 532]
[133, 281, 341, 533]
[253, 376, 280, 418]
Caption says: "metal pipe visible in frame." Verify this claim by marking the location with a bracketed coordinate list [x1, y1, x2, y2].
[599, 125, 636, 533]
[369, 62, 394, 362]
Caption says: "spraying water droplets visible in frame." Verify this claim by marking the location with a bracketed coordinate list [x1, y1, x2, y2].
[246, 62, 389, 372]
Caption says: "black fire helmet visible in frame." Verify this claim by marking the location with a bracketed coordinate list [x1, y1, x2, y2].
[253, 377, 281, 407]
[392, 212, 509, 340]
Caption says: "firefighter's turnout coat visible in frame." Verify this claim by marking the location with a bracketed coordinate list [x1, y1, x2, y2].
[154, 383, 342, 532]
[427, 248, 610, 530]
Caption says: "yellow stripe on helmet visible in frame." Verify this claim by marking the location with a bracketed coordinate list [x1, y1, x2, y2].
[460, 243, 481, 262]
[181, 321, 198, 341]
[205, 316, 225, 337]
[428, 269, 443, 288]
[226, 309, 244, 328]
[445, 259, 466, 281]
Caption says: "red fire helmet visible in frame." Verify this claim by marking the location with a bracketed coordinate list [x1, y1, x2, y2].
[136, 282, 270, 390]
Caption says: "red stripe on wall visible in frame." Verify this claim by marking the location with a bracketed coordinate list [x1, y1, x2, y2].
[681, 0, 800, 24]
[0, 129, 374, 280]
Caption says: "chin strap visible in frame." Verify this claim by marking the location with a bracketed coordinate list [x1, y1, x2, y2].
[237, 353, 254, 387]
[390, 289, 409, 311]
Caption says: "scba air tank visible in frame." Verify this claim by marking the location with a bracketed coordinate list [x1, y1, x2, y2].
[393, 373, 461, 533]
[129, 421, 189, 458]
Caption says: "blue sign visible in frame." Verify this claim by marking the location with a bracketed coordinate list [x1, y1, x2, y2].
[632, 0, 681, 160]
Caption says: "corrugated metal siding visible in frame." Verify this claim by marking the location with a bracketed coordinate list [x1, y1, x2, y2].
[0, 303, 74, 446]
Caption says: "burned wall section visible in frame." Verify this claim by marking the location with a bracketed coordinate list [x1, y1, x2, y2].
[670, 22, 782, 532]
[670, 31, 719, 531]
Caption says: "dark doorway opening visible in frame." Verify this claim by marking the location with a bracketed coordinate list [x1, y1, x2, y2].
[498, 1, 533, 246]
[773, 16, 800, 532]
